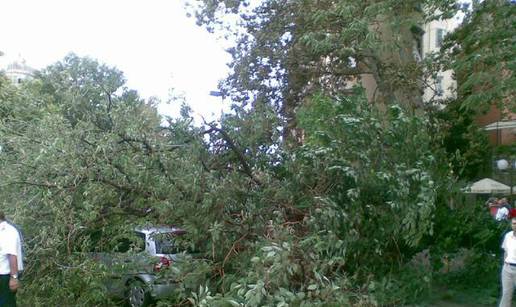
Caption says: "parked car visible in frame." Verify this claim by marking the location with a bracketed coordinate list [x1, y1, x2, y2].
[91, 226, 188, 307]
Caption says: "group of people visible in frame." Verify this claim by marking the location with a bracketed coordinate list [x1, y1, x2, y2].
[0, 210, 23, 307]
[487, 197, 516, 221]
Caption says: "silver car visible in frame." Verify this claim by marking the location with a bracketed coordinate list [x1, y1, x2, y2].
[93, 226, 187, 307]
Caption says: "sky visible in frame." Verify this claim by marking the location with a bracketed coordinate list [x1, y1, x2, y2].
[0, 0, 231, 121]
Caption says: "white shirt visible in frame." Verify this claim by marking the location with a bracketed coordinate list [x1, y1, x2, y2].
[0, 221, 23, 274]
[502, 231, 516, 264]
[497, 207, 509, 221]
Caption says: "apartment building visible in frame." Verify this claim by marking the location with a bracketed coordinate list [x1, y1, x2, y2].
[421, 18, 461, 103]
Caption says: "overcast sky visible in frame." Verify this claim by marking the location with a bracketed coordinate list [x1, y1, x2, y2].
[0, 0, 231, 121]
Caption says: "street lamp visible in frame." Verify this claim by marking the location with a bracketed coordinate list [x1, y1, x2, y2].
[209, 91, 223, 97]
[497, 158, 516, 195]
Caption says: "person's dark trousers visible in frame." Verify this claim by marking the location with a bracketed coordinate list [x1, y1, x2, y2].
[0, 274, 16, 307]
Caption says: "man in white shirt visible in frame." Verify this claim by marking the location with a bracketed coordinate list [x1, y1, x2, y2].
[0, 211, 23, 307]
[497, 206, 510, 221]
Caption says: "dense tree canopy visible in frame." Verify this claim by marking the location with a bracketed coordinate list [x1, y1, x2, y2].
[0, 55, 211, 305]
[0, 0, 512, 305]
[1, 54, 456, 306]
[444, 0, 516, 114]
[435, 0, 515, 180]
[189, 0, 456, 145]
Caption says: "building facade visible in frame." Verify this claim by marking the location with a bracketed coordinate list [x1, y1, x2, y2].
[421, 18, 461, 103]
[1, 55, 35, 85]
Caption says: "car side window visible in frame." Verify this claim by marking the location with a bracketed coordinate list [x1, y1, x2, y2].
[153, 232, 195, 254]
[153, 233, 179, 254]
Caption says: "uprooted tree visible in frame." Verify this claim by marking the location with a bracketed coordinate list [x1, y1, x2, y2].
[1, 55, 454, 306]
[0, 0, 513, 305]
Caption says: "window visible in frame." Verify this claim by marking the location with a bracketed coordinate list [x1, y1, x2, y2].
[410, 24, 425, 60]
[413, 36, 423, 61]
[436, 76, 444, 97]
[153, 232, 196, 254]
[436, 28, 446, 48]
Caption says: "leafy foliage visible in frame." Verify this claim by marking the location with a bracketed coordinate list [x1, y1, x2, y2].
[428, 198, 506, 305]
[443, 0, 516, 114]
[0, 55, 208, 305]
[429, 0, 516, 181]
[0, 1, 512, 305]
[166, 91, 453, 306]
[1, 59, 454, 304]
[431, 100, 492, 180]
[189, 0, 457, 145]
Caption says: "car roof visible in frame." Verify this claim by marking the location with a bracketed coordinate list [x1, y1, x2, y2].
[134, 226, 186, 235]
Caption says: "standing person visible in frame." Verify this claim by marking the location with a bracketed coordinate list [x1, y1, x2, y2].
[496, 198, 512, 221]
[500, 217, 516, 307]
[488, 197, 500, 217]
[497, 205, 510, 221]
[0, 211, 23, 307]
